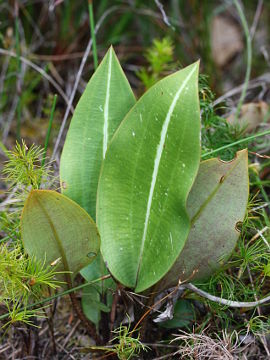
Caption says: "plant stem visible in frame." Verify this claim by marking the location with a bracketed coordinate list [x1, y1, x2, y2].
[109, 284, 121, 338]
[0, 274, 111, 322]
[88, 0, 98, 70]
[233, 0, 252, 120]
[16, 95, 22, 142]
[69, 289, 102, 344]
[15, 1, 22, 141]
[202, 128, 270, 159]
[42, 94, 57, 167]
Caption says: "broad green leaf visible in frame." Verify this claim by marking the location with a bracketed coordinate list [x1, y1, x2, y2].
[60, 46, 136, 218]
[159, 149, 249, 289]
[59, 47, 135, 315]
[97, 62, 201, 292]
[21, 190, 100, 279]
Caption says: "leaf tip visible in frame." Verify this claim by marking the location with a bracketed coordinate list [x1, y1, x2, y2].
[108, 44, 115, 55]
[193, 60, 200, 74]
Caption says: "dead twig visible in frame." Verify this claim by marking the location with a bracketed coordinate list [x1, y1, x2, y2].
[183, 283, 270, 308]
[154, 0, 175, 30]
[250, 0, 264, 40]
[0, 48, 72, 111]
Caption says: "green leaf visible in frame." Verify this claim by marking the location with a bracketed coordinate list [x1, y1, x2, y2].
[81, 254, 115, 294]
[21, 190, 100, 279]
[82, 284, 111, 327]
[97, 62, 201, 292]
[60, 46, 136, 218]
[160, 149, 249, 289]
[80, 254, 115, 325]
[59, 46, 134, 316]
[82, 285, 101, 326]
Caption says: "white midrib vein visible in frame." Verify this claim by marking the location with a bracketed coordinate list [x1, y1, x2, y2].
[103, 49, 112, 159]
[136, 65, 197, 283]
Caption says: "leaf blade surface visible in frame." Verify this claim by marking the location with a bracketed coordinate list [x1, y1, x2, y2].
[21, 190, 100, 277]
[160, 149, 249, 289]
[97, 62, 201, 292]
